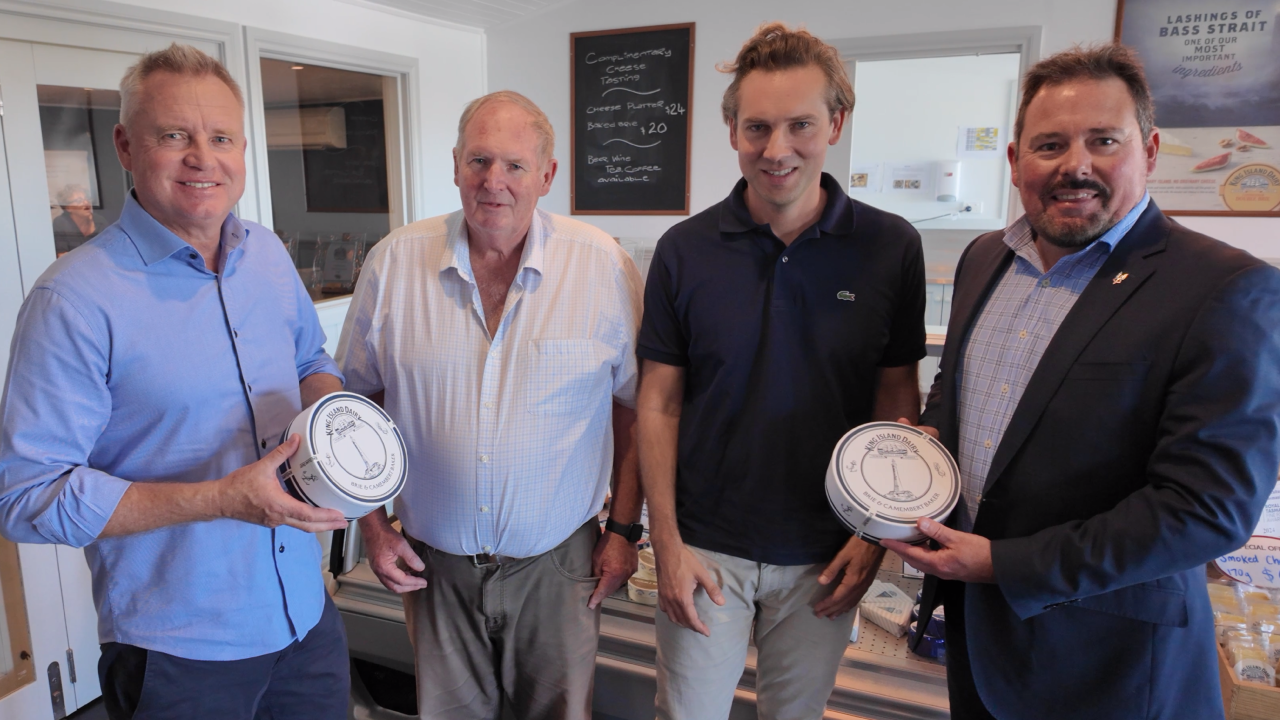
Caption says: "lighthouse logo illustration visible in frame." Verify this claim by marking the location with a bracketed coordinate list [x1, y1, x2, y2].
[861, 438, 932, 503]
[329, 412, 387, 481]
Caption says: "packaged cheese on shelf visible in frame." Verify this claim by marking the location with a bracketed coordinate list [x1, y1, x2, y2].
[635, 548, 656, 581]
[1235, 645, 1277, 687]
[1265, 632, 1280, 668]
[1226, 632, 1261, 665]
[859, 580, 914, 638]
[1247, 603, 1280, 634]
[1216, 611, 1249, 642]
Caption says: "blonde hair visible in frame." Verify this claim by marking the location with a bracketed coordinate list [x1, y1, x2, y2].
[119, 43, 243, 127]
[719, 22, 854, 126]
[455, 91, 555, 166]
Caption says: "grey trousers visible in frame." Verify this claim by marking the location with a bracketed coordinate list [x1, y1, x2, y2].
[403, 520, 602, 720]
[654, 545, 859, 720]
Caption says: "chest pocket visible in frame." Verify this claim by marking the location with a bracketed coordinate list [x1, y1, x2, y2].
[525, 339, 610, 416]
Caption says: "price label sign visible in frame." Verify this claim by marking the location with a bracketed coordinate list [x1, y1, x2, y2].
[1216, 536, 1280, 588]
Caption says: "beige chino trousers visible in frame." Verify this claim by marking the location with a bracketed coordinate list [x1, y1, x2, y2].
[654, 545, 858, 720]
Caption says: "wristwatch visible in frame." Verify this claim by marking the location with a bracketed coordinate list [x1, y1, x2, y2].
[605, 518, 644, 543]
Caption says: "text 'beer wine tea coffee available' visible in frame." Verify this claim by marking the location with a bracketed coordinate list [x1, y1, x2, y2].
[825, 422, 960, 545]
[278, 392, 408, 520]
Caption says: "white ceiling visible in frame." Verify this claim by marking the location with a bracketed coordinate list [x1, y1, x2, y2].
[341, 0, 579, 29]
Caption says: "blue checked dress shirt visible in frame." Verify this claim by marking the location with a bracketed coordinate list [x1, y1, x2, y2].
[0, 194, 342, 660]
[953, 194, 1150, 532]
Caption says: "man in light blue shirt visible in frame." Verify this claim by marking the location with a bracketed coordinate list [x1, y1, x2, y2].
[0, 44, 350, 720]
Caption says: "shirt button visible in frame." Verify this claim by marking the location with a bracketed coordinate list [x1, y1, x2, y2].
[781, 256, 789, 263]
[261, 439, 267, 449]
[247, 384, 253, 392]
[233, 329, 239, 338]
[480, 454, 489, 463]
[1019, 330, 1028, 339]
[984, 439, 992, 448]
[483, 545, 492, 552]
[188, 252, 197, 260]
[278, 545, 285, 553]
[484, 402, 495, 410]
[1040, 278, 1051, 288]
[480, 505, 489, 513]
[1001, 384, 1009, 394]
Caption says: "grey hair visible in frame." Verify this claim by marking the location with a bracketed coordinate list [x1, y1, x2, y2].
[119, 43, 243, 128]
[56, 184, 90, 206]
[454, 90, 555, 167]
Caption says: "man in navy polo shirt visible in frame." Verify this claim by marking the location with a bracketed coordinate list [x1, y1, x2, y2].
[636, 23, 926, 720]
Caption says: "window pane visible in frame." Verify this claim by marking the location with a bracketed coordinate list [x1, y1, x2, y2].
[37, 86, 129, 258]
[261, 59, 396, 301]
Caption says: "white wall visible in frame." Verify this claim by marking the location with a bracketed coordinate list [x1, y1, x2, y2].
[105, 0, 485, 222]
[486, 0, 1278, 255]
[849, 53, 1021, 232]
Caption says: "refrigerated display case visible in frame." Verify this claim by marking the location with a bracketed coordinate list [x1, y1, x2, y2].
[329, 521, 951, 719]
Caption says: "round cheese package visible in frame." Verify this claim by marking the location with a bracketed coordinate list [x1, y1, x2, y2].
[825, 421, 960, 545]
[277, 391, 408, 520]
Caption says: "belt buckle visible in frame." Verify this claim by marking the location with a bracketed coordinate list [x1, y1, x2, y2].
[471, 553, 500, 567]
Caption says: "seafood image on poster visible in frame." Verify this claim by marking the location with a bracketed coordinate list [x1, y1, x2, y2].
[1118, 0, 1280, 213]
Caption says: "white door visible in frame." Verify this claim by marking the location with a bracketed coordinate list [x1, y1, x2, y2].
[0, 38, 141, 719]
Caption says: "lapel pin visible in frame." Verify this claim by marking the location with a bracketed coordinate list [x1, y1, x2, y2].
[1112, 272, 1129, 285]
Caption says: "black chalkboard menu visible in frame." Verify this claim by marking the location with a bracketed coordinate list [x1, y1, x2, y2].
[570, 23, 694, 215]
[303, 99, 389, 214]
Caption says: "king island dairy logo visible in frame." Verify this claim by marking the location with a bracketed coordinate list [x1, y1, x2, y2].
[847, 432, 934, 503]
[1220, 163, 1280, 212]
[324, 405, 387, 481]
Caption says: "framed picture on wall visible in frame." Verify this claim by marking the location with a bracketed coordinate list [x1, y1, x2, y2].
[1116, 0, 1280, 215]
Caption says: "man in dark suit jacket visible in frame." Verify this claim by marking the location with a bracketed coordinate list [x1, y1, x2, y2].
[884, 45, 1280, 720]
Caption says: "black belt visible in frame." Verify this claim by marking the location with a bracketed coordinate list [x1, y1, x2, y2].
[469, 552, 504, 567]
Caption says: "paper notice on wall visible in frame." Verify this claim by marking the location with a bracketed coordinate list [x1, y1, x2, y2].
[849, 163, 882, 193]
[958, 126, 1002, 159]
[887, 163, 931, 194]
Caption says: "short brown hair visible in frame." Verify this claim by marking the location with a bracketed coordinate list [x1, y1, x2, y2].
[1014, 44, 1154, 145]
[455, 90, 555, 167]
[719, 22, 854, 126]
[119, 43, 243, 127]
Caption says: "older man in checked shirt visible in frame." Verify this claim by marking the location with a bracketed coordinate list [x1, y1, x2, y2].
[886, 45, 1280, 720]
[336, 90, 642, 720]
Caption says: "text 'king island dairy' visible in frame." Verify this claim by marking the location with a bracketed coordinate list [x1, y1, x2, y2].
[278, 392, 408, 520]
[825, 422, 960, 545]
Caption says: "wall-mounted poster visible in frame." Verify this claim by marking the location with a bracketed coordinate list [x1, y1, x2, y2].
[1117, 0, 1280, 215]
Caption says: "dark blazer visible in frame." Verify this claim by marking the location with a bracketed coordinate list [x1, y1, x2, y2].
[915, 202, 1280, 720]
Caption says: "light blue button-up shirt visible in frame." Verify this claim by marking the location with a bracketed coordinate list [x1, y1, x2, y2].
[954, 194, 1150, 532]
[337, 210, 641, 558]
[0, 195, 341, 660]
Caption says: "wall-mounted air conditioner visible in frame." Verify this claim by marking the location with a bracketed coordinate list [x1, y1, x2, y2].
[265, 106, 347, 149]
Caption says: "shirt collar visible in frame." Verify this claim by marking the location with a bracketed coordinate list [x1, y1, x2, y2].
[1003, 191, 1151, 258]
[718, 172, 855, 237]
[118, 191, 248, 268]
[442, 208, 547, 283]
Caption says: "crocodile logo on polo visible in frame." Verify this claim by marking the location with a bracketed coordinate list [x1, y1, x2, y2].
[837, 291, 856, 302]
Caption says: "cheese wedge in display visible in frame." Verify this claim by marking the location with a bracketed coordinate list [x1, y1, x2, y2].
[1159, 132, 1193, 156]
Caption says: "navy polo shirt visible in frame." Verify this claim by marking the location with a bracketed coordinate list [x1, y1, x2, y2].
[638, 173, 926, 565]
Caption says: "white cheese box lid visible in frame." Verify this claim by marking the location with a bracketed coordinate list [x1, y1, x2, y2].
[825, 421, 960, 545]
[278, 391, 408, 520]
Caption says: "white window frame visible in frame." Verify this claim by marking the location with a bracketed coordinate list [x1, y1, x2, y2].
[242, 27, 421, 235]
[827, 26, 1044, 228]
